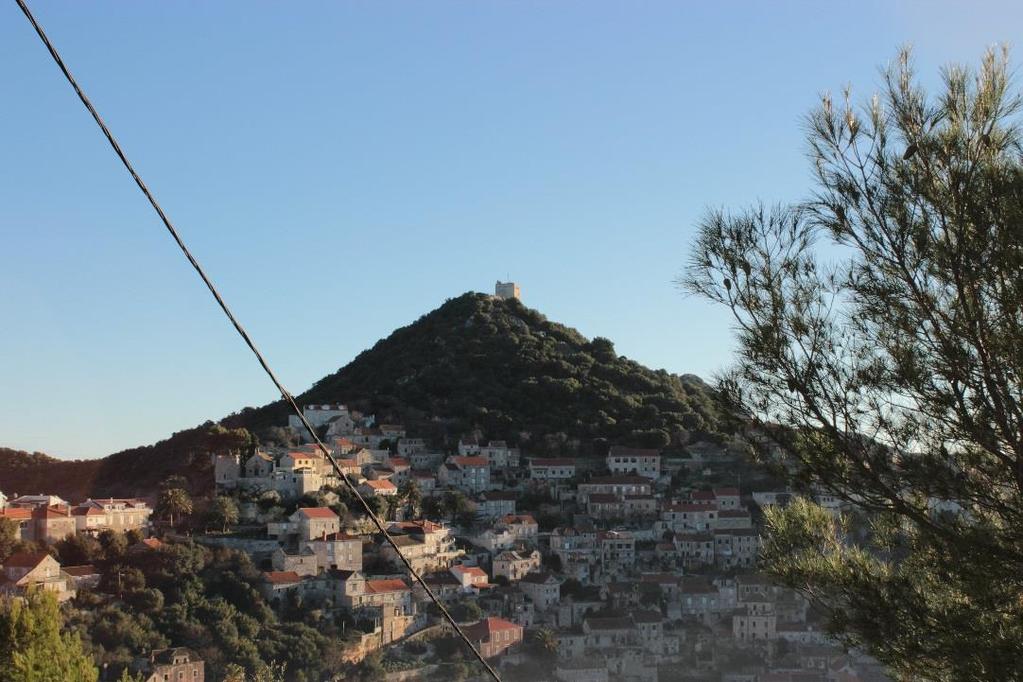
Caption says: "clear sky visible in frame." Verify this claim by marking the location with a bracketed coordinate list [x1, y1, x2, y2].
[1, 1, 1018, 459]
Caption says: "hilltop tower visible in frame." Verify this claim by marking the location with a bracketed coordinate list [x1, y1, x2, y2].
[495, 281, 521, 301]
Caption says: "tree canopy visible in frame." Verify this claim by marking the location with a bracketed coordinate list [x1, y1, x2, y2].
[0, 590, 99, 682]
[684, 47, 1023, 680]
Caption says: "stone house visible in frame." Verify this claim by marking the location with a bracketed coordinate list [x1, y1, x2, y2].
[133, 647, 204, 682]
[479, 441, 520, 468]
[582, 616, 634, 648]
[578, 476, 651, 504]
[499, 514, 538, 544]
[7, 494, 69, 509]
[271, 467, 324, 501]
[714, 528, 760, 568]
[492, 550, 541, 582]
[598, 530, 636, 578]
[411, 471, 437, 495]
[268, 507, 340, 542]
[380, 520, 462, 574]
[519, 572, 560, 610]
[397, 438, 427, 456]
[303, 532, 363, 572]
[528, 458, 577, 480]
[439, 456, 491, 494]
[478, 491, 517, 518]
[450, 564, 489, 591]
[383, 457, 411, 486]
[606, 446, 662, 480]
[457, 437, 481, 456]
[677, 533, 715, 568]
[712, 487, 742, 510]
[463, 617, 523, 659]
[661, 503, 718, 533]
[472, 526, 517, 553]
[259, 571, 304, 605]
[339, 573, 414, 617]
[587, 494, 624, 520]
[31, 505, 76, 544]
[358, 479, 398, 498]
[0, 552, 75, 602]
[63, 564, 101, 591]
[714, 509, 754, 530]
[72, 498, 152, 535]
[732, 601, 777, 645]
[272, 547, 319, 577]
[679, 577, 722, 622]
[0, 507, 32, 541]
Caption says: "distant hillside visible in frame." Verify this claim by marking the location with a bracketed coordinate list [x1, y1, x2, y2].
[225, 292, 730, 454]
[2, 292, 732, 499]
[0, 448, 102, 502]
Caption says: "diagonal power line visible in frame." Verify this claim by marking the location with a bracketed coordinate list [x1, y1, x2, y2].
[11, 1, 500, 679]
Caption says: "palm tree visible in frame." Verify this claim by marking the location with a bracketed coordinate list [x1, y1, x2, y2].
[155, 487, 192, 529]
[532, 628, 559, 662]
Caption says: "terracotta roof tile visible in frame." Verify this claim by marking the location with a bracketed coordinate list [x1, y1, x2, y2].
[3, 552, 50, 568]
[365, 578, 409, 593]
[263, 571, 302, 585]
[297, 507, 339, 519]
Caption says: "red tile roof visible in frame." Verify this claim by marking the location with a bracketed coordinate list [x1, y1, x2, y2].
[0, 508, 31, 520]
[263, 571, 302, 585]
[131, 538, 165, 551]
[529, 458, 576, 467]
[451, 456, 488, 467]
[365, 578, 409, 594]
[362, 480, 397, 490]
[34, 506, 71, 519]
[500, 514, 537, 525]
[464, 617, 521, 642]
[391, 520, 444, 534]
[608, 446, 662, 458]
[3, 552, 50, 569]
[451, 565, 488, 579]
[297, 507, 339, 519]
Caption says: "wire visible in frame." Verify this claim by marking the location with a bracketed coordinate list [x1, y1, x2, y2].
[12, 1, 500, 679]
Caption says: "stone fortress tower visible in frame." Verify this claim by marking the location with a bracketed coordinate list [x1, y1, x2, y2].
[495, 281, 521, 301]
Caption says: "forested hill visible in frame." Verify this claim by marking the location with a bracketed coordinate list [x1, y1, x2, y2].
[225, 292, 730, 454]
[1, 292, 732, 499]
[0, 448, 102, 503]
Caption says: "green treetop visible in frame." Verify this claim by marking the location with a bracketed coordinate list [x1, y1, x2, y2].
[684, 47, 1023, 680]
[0, 590, 99, 682]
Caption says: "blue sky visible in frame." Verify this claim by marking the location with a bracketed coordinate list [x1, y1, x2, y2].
[1, 1, 1018, 459]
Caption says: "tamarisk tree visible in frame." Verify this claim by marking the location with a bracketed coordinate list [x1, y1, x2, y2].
[683, 47, 1023, 680]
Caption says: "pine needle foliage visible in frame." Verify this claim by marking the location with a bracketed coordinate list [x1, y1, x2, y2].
[683, 47, 1023, 680]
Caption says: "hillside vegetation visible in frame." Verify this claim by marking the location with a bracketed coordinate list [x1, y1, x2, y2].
[227, 293, 729, 454]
